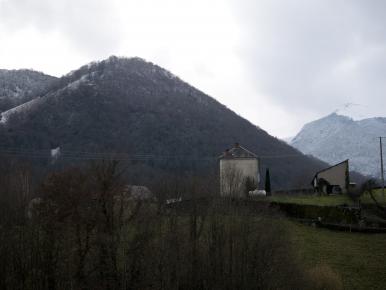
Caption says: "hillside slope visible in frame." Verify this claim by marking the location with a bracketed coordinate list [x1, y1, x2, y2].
[0, 56, 328, 189]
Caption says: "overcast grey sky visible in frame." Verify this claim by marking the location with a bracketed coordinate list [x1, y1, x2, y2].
[1, 0, 385, 138]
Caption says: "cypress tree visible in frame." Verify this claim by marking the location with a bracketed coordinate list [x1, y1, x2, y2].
[265, 168, 271, 195]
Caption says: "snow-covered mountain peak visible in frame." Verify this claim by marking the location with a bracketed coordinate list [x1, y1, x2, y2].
[333, 102, 380, 121]
[291, 113, 353, 145]
[291, 110, 386, 178]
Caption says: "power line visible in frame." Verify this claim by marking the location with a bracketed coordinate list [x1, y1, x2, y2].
[0, 147, 309, 161]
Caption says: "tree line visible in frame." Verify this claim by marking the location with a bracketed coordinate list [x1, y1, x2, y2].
[0, 158, 342, 290]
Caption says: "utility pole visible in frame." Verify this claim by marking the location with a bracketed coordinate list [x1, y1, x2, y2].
[379, 137, 385, 199]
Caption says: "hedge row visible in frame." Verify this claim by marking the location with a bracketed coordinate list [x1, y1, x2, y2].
[270, 202, 360, 224]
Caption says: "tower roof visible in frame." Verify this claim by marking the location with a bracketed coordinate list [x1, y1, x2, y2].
[219, 143, 257, 159]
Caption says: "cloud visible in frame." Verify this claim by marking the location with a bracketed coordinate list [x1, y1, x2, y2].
[0, 0, 123, 57]
[1, 0, 386, 137]
[232, 0, 386, 118]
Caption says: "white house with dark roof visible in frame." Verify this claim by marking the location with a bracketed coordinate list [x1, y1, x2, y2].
[219, 143, 260, 197]
[312, 160, 350, 194]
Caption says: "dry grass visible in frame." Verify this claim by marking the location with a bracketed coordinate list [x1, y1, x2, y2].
[307, 264, 343, 290]
[286, 220, 386, 290]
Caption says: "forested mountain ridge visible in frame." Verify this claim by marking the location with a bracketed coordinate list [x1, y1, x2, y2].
[0, 56, 328, 189]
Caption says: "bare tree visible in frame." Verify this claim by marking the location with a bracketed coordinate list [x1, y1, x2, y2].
[361, 179, 386, 217]
[220, 163, 244, 198]
[90, 160, 127, 289]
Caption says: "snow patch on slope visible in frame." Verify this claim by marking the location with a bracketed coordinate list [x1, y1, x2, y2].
[0, 72, 94, 125]
[0, 97, 44, 124]
[65, 74, 92, 91]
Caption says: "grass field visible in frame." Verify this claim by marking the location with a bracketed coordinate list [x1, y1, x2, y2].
[287, 220, 386, 290]
[266, 194, 352, 206]
[259, 191, 386, 289]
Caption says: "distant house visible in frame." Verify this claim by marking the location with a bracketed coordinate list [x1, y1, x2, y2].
[219, 143, 260, 197]
[312, 160, 350, 194]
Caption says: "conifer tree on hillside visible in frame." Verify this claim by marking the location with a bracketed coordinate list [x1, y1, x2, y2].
[265, 168, 271, 196]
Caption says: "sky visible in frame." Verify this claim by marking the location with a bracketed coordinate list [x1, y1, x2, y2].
[1, 0, 386, 138]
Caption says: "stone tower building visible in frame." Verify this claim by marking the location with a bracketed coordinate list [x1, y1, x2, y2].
[219, 143, 260, 197]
